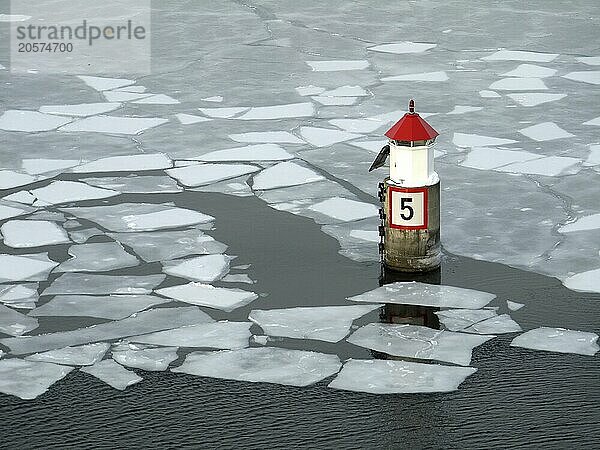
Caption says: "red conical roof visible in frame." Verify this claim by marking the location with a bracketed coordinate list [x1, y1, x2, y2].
[385, 100, 439, 141]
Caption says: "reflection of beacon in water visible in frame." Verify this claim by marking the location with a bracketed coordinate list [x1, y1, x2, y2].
[369, 99, 441, 273]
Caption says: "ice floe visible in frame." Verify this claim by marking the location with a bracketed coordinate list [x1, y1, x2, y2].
[82, 175, 183, 194]
[562, 71, 600, 85]
[55, 242, 138, 272]
[201, 96, 223, 102]
[501, 64, 557, 78]
[507, 93, 567, 107]
[447, 106, 483, 115]
[59, 116, 169, 135]
[237, 102, 315, 120]
[463, 314, 522, 334]
[38, 103, 121, 117]
[511, 327, 599, 356]
[558, 213, 600, 233]
[481, 50, 558, 62]
[349, 230, 380, 242]
[348, 281, 496, 309]
[306, 60, 369, 71]
[0, 110, 72, 132]
[78, 76, 136, 91]
[173, 347, 342, 386]
[166, 163, 259, 187]
[228, 131, 303, 144]
[133, 94, 180, 105]
[1, 220, 70, 248]
[583, 116, 600, 126]
[577, 56, 600, 65]
[68, 228, 104, 244]
[328, 359, 477, 394]
[495, 156, 580, 176]
[156, 283, 258, 312]
[109, 228, 226, 263]
[453, 132, 518, 148]
[61, 203, 214, 232]
[563, 268, 600, 293]
[190, 177, 254, 197]
[299, 127, 361, 147]
[312, 96, 358, 106]
[479, 90, 501, 98]
[175, 113, 212, 124]
[329, 119, 386, 134]
[0, 284, 38, 305]
[29, 181, 119, 206]
[252, 161, 324, 190]
[347, 323, 494, 366]
[43, 273, 166, 296]
[0, 359, 73, 399]
[0, 14, 31, 22]
[0, 303, 39, 336]
[162, 254, 230, 282]
[112, 347, 179, 371]
[308, 197, 379, 222]
[3, 190, 36, 205]
[25, 343, 110, 366]
[584, 145, 600, 166]
[72, 153, 172, 173]
[518, 122, 574, 141]
[102, 91, 153, 102]
[382, 71, 448, 82]
[198, 107, 248, 118]
[222, 274, 254, 284]
[296, 85, 325, 96]
[195, 144, 294, 162]
[0, 202, 34, 221]
[489, 78, 548, 90]
[436, 309, 498, 332]
[248, 305, 380, 342]
[21, 159, 81, 175]
[0, 254, 58, 283]
[30, 294, 169, 320]
[320, 86, 369, 97]
[368, 42, 437, 54]
[115, 86, 147, 93]
[461, 147, 541, 171]
[1, 306, 210, 354]
[81, 359, 142, 390]
[129, 322, 251, 349]
[507, 301, 525, 311]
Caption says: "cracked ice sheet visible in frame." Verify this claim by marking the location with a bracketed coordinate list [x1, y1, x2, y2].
[518, 122, 574, 141]
[452, 132, 518, 148]
[321, 217, 381, 263]
[489, 78, 548, 91]
[1, 220, 70, 248]
[436, 309, 498, 332]
[30, 181, 119, 206]
[481, 50, 558, 62]
[306, 60, 369, 71]
[347, 323, 494, 366]
[103, 91, 153, 102]
[173, 347, 342, 387]
[0, 306, 211, 355]
[300, 127, 362, 147]
[198, 107, 248, 118]
[77, 76, 135, 91]
[109, 228, 226, 263]
[320, 86, 369, 97]
[382, 71, 449, 82]
[348, 282, 496, 309]
[30, 295, 170, 320]
[0, 254, 58, 283]
[112, 347, 179, 371]
[22, 159, 81, 175]
[501, 64, 557, 78]
[0, 284, 38, 303]
[0, 202, 36, 221]
[156, 283, 258, 312]
[463, 314, 522, 334]
[38, 103, 121, 117]
[81, 359, 141, 390]
[129, 322, 251, 349]
[328, 359, 477, 394]
[308, 197, 379, 222]
[494, 156, 580, 176]
[228, 132, 304, 144]
[559, 213, 600, 233]
[43, 274, 166, 296]
[162, 254, 230, 283]
[584, 145, 600, 166]
[72, 154, 172, 173]
[193, 144, 294, 162]
[256, 179, 353, 204]
[25, 343, 110, 366]
[0, 171, 38, 190]
[563, 269, 600, 293]
[59, 116, 169, 135]
[133, 94, 180, 105]
[0, 359, 73, 400]
[0, 303, 39, 336]
[55, 242, 139, 272]
[562, 71, 600, 85]
[252, 161, 324, 190]
[61, 203, 214, 232]
[0, 110, 72, 132]
[175, 113, 212, 125]
[190, 177, 253, 197]
[237, 102, 315, 120]
[507, 93, 567, 107]
[461, 147, 542, 171]
[511, 327, 599, 356]
[166, 163, 259, 187]
[312, 96, 358, 106]
[81, 175, 183, 194]
[368, 42, 437, 54]
[447, 106, 483, 115]
[248, 305, 380, 343]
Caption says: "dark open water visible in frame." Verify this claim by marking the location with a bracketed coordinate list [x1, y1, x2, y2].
[1, 192, 599, 449]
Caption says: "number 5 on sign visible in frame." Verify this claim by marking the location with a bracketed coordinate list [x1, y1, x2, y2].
[389, 186, 428, 230]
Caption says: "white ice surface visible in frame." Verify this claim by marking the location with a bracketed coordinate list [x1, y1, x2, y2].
[0, 254, 59, 283]
[584, 145, 600, 166]
[195, 144, 294, 162]
[349, 230, 380, 242]
[173, 347, 342, 387]
[175, 113, 212, 125]
[56, 242, 139, 272]
[162, 254, 230, 282]
[22, 159, 81, 175]
[453, 132, 518, 148]
[30, 181, 119, 206]
[479, 90, 501, 98]
[130, 321, 251, 349]
[577, 56, 600, 65]
[501, 64, 557, 78]
[61, 203, 214, 232]
[306, 60, 369, 71]
[558, 213, 600, 233]
[460, 147, 541, 171]
[38, 103, 121, 117]
[0, 303, 39, 336]
[511, 327, 599, 356]
[0, 110, 72, 132]
[0, 14, 31, 22]
[72, 154, 172, 173]
[112, 347, 179, 371]
[382, 71, 448, 82]
[30, 294, 169, 320]
[25, 343, 110, 366]
[507, 300, 525, 311]
[308, 197, 379, 222]
[68, 228, 104, 244]
[348, 281, 496, 309]
[228, 131, 303, 144]
[436, 309, 498, 332]
[563, 269, 600, 293]
[43, 273, 166, 296]
[156, 283, 258, 312]
[583, 116, 600, 126]
[0, 203, 34, 221]
[3, 190, 36, 205]
[295, 85, 325, 96]
[102, 91, 152, 102]
[481, 50, 558, 62]
[447, 106, 483, 115]
[82, 175, 183, 194]
[77, 76, 135, 91]
[463, 314, 522, 334]
[198, 107, 248, 118]
[238, 102, 315, 120]
[311, 96, 358, 106]
[166, 163, 259, 187]
[328, 359, 477, 394]
[518, 122, 574, 141]
[0, 306, 210, 354]
[320, 85, 369, 97]
[299, 127, 361, 147]
[81, 359, 142, 390]
[494, 156, 580, 176]
[222, 274, 254, 284]
[114, 86, 147, 93]
[248, 305, 380, 342]
[368, 42, 437, 54]
[201, 96, 223, 102]
[0, 359, 73, 399]
[252, 161, 324, 190]
[1, 220, 70, 248]
[489, 78, 548, 91]
[0, 171, 37, 189]
[329, 119, 386, 134]
[347, 323, 494, 366]
[0, 284, 38, 302]
[562, 71, 600, 85]
[59, 116, 169, 135]
[133, 94, 180, 105]
[507, 93, 567, 107]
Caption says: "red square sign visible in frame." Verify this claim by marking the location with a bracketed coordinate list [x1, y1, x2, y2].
[388, 186, 428, 230]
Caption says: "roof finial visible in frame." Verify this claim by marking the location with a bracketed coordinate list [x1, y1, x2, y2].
[408, 99, 415, 114]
